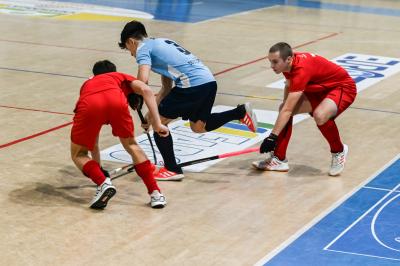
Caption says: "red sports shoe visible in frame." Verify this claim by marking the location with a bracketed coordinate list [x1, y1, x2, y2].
[239, 103, 258, 133]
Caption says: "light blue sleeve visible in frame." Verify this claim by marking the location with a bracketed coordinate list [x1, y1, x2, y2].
[136, 43, 152, 66]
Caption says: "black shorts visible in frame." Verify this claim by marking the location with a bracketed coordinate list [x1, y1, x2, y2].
[159, 81, 217, 122]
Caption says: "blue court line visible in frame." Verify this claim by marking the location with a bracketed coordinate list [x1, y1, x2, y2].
[292, 0, 400, 17]
[53, 0, 400, 22]
[256, 155, 400, 266]
[53, 0, 280, 22]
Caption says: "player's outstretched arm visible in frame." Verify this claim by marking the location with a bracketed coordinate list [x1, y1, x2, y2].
[272, 91, 303, 136]
[137, 64, 151, 84]
[130, 80, 169, 136]
[156, 75, 173, 105]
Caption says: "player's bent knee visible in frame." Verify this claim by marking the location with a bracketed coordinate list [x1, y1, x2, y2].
[190, 122, 206, 133]
[191, 126, 205, 133]
[70, 143, 87, 158]
[313, 111, 329, 125]
[71, 151, 88, 167]
[160, 116, 172, 126]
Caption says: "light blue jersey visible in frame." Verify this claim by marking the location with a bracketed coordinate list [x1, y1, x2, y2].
[136, 38, 215, 88]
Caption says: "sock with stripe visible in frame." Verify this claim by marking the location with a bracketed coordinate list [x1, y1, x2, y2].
[134, 160, 160, 194]
[82, 160, 106, 186]
[205, 106, 244, 131]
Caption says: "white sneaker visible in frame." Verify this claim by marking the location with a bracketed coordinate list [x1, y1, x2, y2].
[252, 155, 289, 172]
[239, 102, 258, 133]
[150, 190, 167, 209]
[90, 178, 116, 209]
[329, 144, 348, 176]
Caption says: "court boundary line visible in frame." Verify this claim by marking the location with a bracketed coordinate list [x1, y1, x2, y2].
[214, 32, 339, 76]
[323, 183, 400, 250]
[0, 39, 237, 66]
[0, 105, 73, 116]
[323, 249, 400, 262]
[0, 66, 87, 79]
[195, 5, 278, 24]
[194, 1, 400, 24]
[254, 153, 400, 265]
[364, 186, 400, 193]
[1, 32, 340, 79]
[1, 33, 339, 149]
[0, 121, 73, 149]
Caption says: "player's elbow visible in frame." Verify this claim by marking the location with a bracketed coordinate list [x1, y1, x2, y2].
[139, 76, 149, 84]
[141, 86, 154, 99]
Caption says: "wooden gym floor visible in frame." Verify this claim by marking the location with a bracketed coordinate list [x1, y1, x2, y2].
[1, 1, 399, 265]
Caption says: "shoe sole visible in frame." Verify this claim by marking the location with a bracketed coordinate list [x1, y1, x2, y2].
[155, 174, 184, 181]
[151, 203, 166, 209]
[329, 169, 345, 176]
[90, 187, 116, 209]
[329, 172, 341, 177]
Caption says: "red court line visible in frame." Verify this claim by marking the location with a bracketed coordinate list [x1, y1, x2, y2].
[0, 38, 123, 54]
[213, 32, 339, 76]
[2, 32, 339, 149]
[0, 121, 73, 149]
[0, 105, 73, 116]
[0, 39, 237, 66]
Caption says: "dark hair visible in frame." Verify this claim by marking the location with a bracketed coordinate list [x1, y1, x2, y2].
[118, 20, 148, 49]
[269, 42, 293, 60]
[92, 60, 116, 75]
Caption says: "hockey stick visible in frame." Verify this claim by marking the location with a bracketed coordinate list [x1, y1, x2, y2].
[110, 165, 134, 181]
[107, 147, 259, 179]
[105, 108, 155, 178]
[177, 147, 259, 168]
[108, 163, 134, 176]
[137, 109, 158, 165]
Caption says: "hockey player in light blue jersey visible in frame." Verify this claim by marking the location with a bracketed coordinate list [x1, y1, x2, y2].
[119, 20, 257, 181]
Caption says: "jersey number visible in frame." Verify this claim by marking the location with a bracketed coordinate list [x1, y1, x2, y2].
[165, 40, 191, 55]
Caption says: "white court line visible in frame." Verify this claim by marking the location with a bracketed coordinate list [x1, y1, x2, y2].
[195, 5, 278, 24]
[254, 153, 400, 266]
[370, 193, 400, 252]
[364, 186, 400, 193]
[323, 183, 400, 250]
[324, 249, 400, 262]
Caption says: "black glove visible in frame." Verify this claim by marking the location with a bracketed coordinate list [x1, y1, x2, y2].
[260, 133, 278, 153]
[127, 93, 143, 111]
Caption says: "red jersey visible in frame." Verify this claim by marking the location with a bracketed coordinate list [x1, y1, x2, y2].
[79, 72, 135, 99]
[283, 52, 354, 93]
[72, 72, 136, 150]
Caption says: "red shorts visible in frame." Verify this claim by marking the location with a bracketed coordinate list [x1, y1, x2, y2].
[304, 83, 357, 118]
[71, 89, 134, 150]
